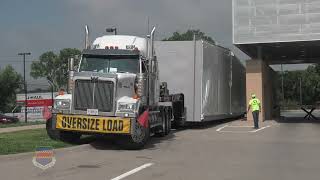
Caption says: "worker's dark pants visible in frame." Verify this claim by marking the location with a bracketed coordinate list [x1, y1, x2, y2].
[252, 110, 259, 129]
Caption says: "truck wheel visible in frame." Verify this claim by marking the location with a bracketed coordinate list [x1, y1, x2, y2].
[118, 122, 150, 150]
[166, 108, 172, 134]
[46, 118, 60, 140]
[157, 108, 168, 137]
[172, 107, 186, 129]
[59, 131, 81, 144]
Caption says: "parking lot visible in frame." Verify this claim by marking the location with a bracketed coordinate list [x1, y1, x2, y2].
[1, 118, 320, 180]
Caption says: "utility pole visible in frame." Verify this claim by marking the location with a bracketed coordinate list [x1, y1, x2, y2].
[18, 52, 31, 123]
[48, 80, 54, 109]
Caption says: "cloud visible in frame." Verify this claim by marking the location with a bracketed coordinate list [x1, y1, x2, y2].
[64, 0, 232, 43]
[0, 0, 251, 89]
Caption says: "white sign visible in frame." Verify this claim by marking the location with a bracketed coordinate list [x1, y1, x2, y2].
[87, 109, 99, 115]
[16, 92, 58, 101]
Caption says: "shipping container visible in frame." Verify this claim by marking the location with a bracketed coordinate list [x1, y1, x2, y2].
[155, 40, 246, 122]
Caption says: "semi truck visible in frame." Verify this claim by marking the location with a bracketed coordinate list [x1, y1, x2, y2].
[46, 26, 246, 149]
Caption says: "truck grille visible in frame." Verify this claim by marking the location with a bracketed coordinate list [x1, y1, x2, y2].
[73, 79, 114, 112]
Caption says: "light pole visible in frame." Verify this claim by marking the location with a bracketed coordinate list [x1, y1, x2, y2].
[18, 52, 31, 123]
[48, 80, 54, 108]
[106, 27, 117, 35]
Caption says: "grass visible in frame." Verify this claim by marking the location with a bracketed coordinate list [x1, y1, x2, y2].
[0, 129, 73, 155]
[0, 121, 45, 129]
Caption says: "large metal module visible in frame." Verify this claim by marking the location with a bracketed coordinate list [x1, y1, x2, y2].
[155, 40, 246, 122]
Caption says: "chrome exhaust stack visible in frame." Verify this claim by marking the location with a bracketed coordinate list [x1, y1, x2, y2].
[150, 27, 156, 59]
[85, 25, 90, 49]
[147, 27, 156, 105]
[67, 57, 75, 93]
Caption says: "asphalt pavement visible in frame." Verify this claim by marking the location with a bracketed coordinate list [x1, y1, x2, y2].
[1, 119, 320, 180]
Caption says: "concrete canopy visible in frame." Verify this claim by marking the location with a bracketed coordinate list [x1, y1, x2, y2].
[236, 40, 320, 64]
[233, 0, 320, 64]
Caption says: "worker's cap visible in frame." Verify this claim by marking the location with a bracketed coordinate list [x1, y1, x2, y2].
[251, 93, 256, 98]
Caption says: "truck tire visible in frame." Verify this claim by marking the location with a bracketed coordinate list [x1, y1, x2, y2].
[117, 122, 150, 150]
[166, 108, 172, 134]
[172, 107, 186, 129]
[46, 118, 60, 140]
[157, 107, 168, 137]
[59, 131, 81, 144]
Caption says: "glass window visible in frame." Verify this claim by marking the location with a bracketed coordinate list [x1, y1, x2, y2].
[79, 55, 139, 73]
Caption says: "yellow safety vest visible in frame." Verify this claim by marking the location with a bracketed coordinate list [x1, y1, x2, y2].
[249, 98, 261, 111]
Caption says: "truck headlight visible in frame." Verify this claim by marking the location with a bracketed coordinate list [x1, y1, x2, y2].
[54, 99, 71, 110]
[117, 103, 136, 113]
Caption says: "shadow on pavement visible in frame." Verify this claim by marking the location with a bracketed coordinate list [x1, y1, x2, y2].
[184, 118, 241, 130]
[77, 135, 97, 144]
[89, 131, 178, 151]
[88, 118, 240, 151]
[276, 116, 320, 123]
[89, 136, 123, 150]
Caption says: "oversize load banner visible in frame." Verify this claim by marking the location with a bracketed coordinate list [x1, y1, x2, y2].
[56, 114, 130, 134]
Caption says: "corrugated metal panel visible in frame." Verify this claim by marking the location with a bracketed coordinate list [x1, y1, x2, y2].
[201, 42, 246, 120]
[231, 56, 247, 114]
[155, 41, 200, 122]
[233, 0, 320, 44]
[155, 41, 246, 122]
[202, 42, 229, 117]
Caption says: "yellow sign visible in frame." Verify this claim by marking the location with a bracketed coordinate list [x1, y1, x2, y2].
[56, 114, 131, 134]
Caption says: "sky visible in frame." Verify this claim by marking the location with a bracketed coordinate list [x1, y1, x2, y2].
[0, 0, 306, 90]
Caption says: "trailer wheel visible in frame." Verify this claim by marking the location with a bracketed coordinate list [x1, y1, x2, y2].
[59, 131, 81, 144]
[117, 122, 150, 150]
[46, 118, 60, 140]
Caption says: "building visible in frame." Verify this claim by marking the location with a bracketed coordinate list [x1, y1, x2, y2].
[233, 0, 320, 120]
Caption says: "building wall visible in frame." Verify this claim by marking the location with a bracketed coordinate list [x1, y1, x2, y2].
[233, 0, 320, 44]
[246, 59, 277, 121]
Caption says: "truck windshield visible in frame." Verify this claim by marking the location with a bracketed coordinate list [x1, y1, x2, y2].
[79, 55, 139, 73]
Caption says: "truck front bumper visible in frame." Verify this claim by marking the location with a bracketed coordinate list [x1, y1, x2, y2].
[51, 114, 133, 134]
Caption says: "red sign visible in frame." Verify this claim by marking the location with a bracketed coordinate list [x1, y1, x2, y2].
[17, 99, 53, 107]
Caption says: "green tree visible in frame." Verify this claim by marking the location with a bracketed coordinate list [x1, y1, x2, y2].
[301, 65, 320, 105]
[282, 71, 304, 103]
[278, 64, 320, 107]
[0, 65, 23, 112]
[163, 29, 215, 44]
[30, 48, 81, 90]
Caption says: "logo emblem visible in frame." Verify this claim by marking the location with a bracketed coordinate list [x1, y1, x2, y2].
[32, 147, 56, 170]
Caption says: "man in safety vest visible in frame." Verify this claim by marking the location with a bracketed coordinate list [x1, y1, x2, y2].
[247, 93, 261, 129]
